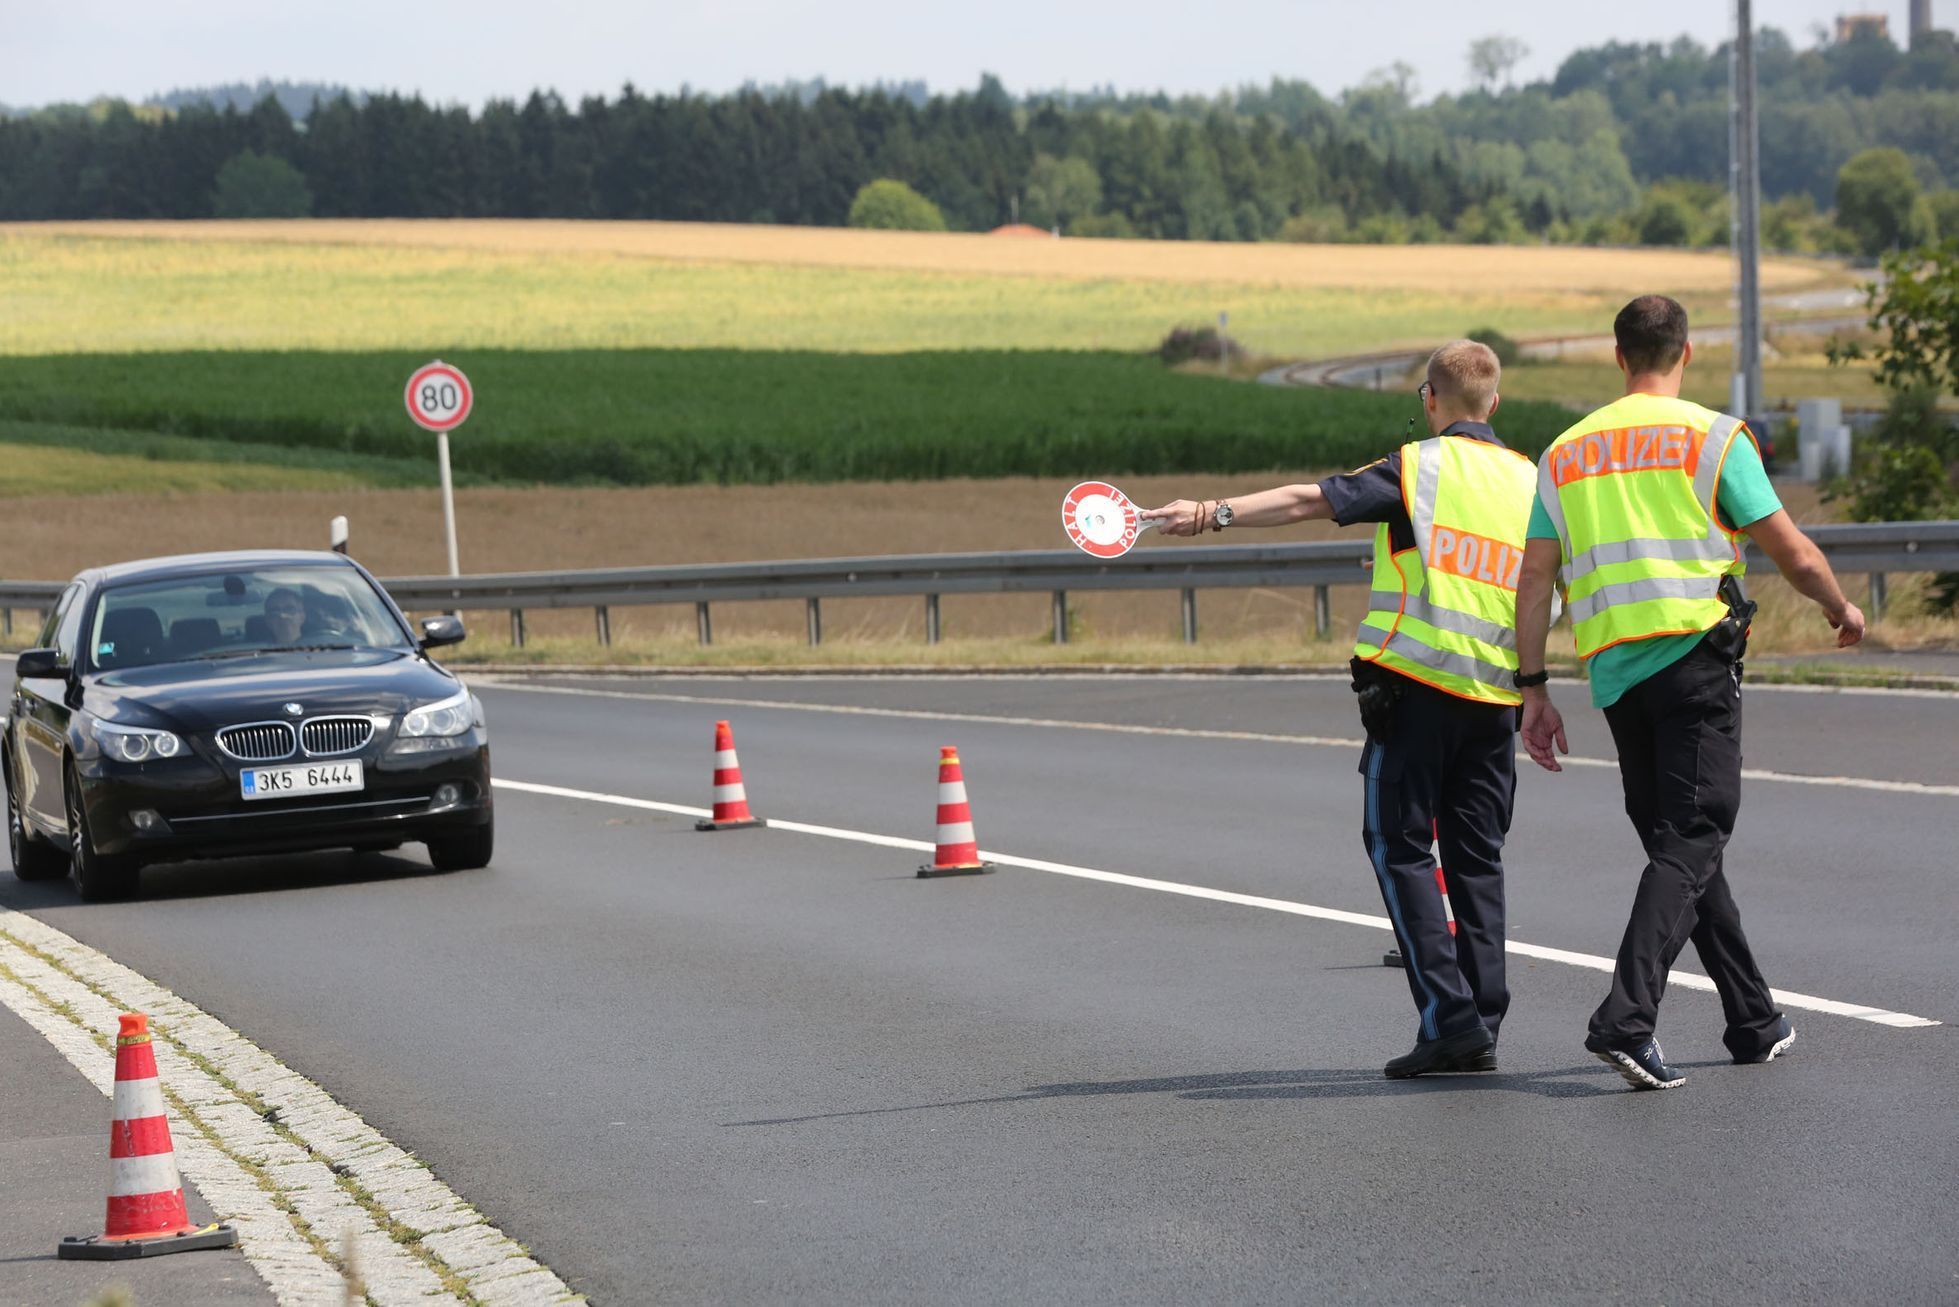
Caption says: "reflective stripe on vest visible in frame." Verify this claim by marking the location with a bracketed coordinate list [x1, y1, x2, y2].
[1352, 435, 1537, 706]
[1536, 397, 1749, 659]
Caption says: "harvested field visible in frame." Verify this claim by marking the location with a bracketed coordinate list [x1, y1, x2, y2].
[0, 224, 1849, 359]
[10, 220, 1842, 295]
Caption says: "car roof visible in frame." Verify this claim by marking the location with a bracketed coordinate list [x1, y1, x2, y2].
[83, 551, 361, 588]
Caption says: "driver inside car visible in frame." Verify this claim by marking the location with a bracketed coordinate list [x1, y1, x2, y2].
[263, 588, 306, 645]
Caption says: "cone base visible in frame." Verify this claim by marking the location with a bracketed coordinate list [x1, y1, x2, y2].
[695, 816, 764, 831]
[917, 861, 994, 878]
[60, 1224, 238, 1260]
[1382, 950, 1403, 968]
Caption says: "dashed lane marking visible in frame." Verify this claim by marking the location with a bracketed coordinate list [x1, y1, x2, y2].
[0, 908, 583, 1307]
[493, 778, 1943, 1031]
[476, 682, 1959, 798]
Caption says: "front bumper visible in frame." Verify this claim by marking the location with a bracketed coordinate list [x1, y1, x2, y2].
[75, 732, 492, 861]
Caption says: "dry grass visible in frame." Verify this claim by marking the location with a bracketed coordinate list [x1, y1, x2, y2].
[11, 220, 1846, 294]
[5, 473, 1946, 660]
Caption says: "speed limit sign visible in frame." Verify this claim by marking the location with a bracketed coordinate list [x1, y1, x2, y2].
[404, 360, 473, 432]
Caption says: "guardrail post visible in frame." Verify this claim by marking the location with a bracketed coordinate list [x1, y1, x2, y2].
[509, 609, 525, 648]
[1180, 588, 1197, 644]
[1314, 585, 1331, 639]
[1, 608, 10, 638]
[1051, 590, 1068, 644]
[925, 594, 941, 645]
[1870, 573, 1887, 623]
[806, 597, 822, 646]
[595, 606, 611, 647]
[696, 602, 713, 646]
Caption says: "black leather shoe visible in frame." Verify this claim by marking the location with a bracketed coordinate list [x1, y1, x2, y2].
[1732, 1017, 1796, 1065]
[1384, 1026, 1495, 1079]
[1586, 1035, 1685, 1090]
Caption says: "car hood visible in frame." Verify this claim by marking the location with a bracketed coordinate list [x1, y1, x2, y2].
[84, 649, 464, 733]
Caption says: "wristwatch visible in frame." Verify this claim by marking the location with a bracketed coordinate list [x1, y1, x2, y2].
[1212, 501, 1235, 531]
[1512, 669, 1550, 689]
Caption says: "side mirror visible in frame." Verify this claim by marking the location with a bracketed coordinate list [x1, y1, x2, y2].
[15, 648, 61, 679]
[418, 615, 466, 649]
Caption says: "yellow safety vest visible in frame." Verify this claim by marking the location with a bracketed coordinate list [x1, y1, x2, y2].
[1534, 393, 1750, 659]
[1352, 436, 1538, 706]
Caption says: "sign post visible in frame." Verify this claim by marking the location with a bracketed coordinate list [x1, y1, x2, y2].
[403, 360, 474, 577]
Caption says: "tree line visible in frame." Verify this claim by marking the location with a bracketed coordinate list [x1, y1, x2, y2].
[0, 78, 1495, 241]
[3, 23, 1955, 251]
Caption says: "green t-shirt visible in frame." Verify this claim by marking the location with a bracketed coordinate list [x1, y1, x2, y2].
[1526, 427, 1782, 709]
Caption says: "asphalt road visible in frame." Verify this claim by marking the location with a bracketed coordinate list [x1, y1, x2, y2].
[4, 674, 1956, 1305]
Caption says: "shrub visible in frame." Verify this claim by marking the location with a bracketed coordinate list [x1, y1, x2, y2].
[1466, 327, 1522, 367]
[846, 179, 946, 232]
[1157, 325, 1242, 366]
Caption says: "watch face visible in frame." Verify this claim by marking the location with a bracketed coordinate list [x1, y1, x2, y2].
[1216, 504, 1234, 526]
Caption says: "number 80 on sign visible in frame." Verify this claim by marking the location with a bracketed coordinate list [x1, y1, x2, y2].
[404, 360, 474, 432]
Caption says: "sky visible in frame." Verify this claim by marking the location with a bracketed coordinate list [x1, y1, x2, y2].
[5, 1, 1954, 111]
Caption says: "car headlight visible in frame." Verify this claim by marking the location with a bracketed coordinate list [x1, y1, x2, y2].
[398, 689, 475, 739]
[94, 722, 184, 764]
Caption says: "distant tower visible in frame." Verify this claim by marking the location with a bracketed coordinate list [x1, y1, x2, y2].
[1910, 0, 1933, 47]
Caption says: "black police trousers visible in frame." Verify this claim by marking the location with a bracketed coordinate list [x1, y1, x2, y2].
[1588, 638, 1785, 1056]
[1358, 677, 1515, 1043]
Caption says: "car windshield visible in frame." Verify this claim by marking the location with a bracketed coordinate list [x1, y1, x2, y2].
[87, 566, 413, 672]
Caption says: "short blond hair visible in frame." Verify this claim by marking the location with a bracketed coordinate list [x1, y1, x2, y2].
[1425, 340, 1501, 418]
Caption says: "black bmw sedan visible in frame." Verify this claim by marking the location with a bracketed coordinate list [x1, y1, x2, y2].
[5, 550, 493, 900]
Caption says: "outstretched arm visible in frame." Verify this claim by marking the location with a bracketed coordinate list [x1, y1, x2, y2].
[1139, 483, 1333, 536]
[1741, 509, 1866, 647]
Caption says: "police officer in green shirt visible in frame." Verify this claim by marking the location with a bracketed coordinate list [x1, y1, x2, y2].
[1514, 295, 1866, 1091]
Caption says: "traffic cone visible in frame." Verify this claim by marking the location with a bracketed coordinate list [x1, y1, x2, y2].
[917, 746, 993, 878]
[58, 1013, 237, 1260]
[1383, 823, 1454, 968]
[695, 720, 763, 831]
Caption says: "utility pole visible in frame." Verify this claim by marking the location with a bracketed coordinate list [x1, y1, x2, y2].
[1730, 0, 1764, 432]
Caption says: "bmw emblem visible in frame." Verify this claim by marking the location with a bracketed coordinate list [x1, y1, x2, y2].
[283, 703, 304, 717]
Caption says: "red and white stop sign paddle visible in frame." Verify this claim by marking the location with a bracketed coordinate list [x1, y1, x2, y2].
[1062, 481, 1155, 559]
[404, 360, 473, 432]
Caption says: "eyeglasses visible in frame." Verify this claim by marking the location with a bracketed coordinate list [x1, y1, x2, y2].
[268, 605, 303, 618]
[1417, 380, 1432, 402]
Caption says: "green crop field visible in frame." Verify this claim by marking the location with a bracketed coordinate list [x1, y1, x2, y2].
[0, 350, 1580, 486]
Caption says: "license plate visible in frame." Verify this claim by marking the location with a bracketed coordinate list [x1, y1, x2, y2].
[240, 761, 364, 801]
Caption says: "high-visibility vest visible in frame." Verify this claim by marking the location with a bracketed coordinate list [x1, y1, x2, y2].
[1534, 393, 1750, 659]
[1352, 435, 1538, 706]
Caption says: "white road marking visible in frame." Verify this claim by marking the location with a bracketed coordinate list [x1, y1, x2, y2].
[0, 908, 582, 1306]
[477, 681, 1959, 798]
[494, 778, 1943, 1031]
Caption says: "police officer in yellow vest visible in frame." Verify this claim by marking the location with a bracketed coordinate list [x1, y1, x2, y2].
[1515, 295, 1866, 1091]
[1143, 340, 1537, 1078]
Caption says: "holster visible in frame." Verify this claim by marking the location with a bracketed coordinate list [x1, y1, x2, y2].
[1350, 657, 1404, 740]
[1704, 573, 1756, 664]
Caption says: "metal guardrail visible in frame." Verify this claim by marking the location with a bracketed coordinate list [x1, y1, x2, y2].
[3, 522, 1957, 648]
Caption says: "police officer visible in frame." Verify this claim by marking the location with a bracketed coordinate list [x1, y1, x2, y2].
[1514, 295, 1866, 1091]
[1142, 340, 1537, 1078]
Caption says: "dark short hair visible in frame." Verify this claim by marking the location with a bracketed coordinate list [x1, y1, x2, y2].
[1615, 295, 1689, 374]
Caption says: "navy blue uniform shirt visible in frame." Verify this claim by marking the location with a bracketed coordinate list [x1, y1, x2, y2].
[1316, 420, 1508, 553]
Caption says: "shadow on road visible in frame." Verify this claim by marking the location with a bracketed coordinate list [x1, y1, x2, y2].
[0, 849, 446, 909]
[724, 1063, 1622, 1126]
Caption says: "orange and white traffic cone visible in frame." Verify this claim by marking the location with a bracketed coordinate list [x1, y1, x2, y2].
[1383, 823, 1454, 968]
[58, 1013, 237, 1260]
[695, 719, 763, 831]
[917, 746, 993, 878]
